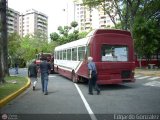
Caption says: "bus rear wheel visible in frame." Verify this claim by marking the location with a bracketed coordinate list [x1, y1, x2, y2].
[72, 72, 77, 83]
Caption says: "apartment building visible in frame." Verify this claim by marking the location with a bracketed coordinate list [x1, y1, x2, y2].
[75, 2, 119, 31]
[19, 9, 48, 37]
[75, 3, 94, 31]
[7, 8, 20, 34]
[98, 2, 119, 28]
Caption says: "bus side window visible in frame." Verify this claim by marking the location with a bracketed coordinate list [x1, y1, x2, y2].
[78, 46, 85, 61]
[67, 49, 71, 60]
[72, 48, 77, 61]
[60, 51, 62, 60]
[63, 50, 67, 60]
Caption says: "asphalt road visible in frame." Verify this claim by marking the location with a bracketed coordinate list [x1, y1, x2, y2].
[1, 68, 160, 120]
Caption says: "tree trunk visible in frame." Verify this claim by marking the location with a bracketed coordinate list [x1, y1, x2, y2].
[0, 0, 8, 83]
[1, 0, 9, 76]
[0, 49, 5, 83]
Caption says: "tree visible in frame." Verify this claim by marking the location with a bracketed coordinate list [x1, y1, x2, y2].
[132, 0, 160, 67]
[19, 33, 56, 64]
[50, 21, 89, 45]
[58, 26, 71, 37]
[50, 32, 60, 42]
[8, 32, 21, 67]
[78, 31, 88, 39]
[133, 17, 160, 66]
[82, 0, 143, 32]
[0, 0, 8, 83]
[71, 21, 78, 30]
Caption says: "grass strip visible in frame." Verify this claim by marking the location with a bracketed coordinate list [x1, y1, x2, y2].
[0, 76, 28, 100]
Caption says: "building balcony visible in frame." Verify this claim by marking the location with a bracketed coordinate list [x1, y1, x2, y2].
[37, 21, 47, 26]
[99, 25, 106, 28]
[85, 26, 92, 30]
[38, 15, 47, 21]
[85, 23, 91, 28]
[99, 21, 106, 25]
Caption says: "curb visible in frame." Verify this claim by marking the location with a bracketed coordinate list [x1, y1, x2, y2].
[0, 77, 31, 108]
[135, 73, 160, 77]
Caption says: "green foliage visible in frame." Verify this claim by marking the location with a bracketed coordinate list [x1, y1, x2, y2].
[20, 34, 55, 63]
[132, 0, 160, 62]
[8, 31, 57, 67]
[8, 32, 21, 56]
[57, 25, 71, 37]
[50, 32, 60, 42]
[82, 0, 101, 8]
[78, 31, 88, 39]
[133, 17, 160, 60]
[8, 32, 21, 67]
[71, 21, 78, 28]
[139, 0, 160, 20]
[50, 21, 88, 45]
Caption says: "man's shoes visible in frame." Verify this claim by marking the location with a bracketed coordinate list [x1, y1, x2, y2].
[33, 86, 35, 91]
[44, 92, 48, 95]
[97, 90, 100, 95]
[88, 93, 93, 95]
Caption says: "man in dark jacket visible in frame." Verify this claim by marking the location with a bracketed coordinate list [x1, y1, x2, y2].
[39, 57, 51, 95]
[28, 60, 38, 90]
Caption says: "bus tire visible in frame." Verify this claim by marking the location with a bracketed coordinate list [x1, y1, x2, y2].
[71, 71, 77, 83]
[56, 66, 59, 73]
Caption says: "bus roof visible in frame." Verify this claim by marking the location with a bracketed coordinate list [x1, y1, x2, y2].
[54, 29, 131, 51]
[87, 29, 131, 37]
[55, 37, 90, 51]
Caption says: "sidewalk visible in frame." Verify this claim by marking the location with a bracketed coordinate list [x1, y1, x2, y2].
[135, 68, 160, 77]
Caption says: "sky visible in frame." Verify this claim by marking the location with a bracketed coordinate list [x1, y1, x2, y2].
[8, 0, 75, 36]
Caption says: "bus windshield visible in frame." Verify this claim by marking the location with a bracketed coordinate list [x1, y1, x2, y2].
[101, 45, 128, 62]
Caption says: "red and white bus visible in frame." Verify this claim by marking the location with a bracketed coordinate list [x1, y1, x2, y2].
[35, 52, 52, 65]
[54, 29, 135, 84]
[35, 52, 54, 73]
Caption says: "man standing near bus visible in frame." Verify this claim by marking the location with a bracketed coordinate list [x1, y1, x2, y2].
[39, 57, 51, 95]
[87, 56, 100, 95]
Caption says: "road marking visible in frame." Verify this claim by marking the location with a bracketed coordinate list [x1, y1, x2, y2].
[134, 75, 141, 78]
[144, 81, 160, 87]
[137, 76, 151, 79]
[74, 83, 97, 120]
[148, 77, 160, 80]
[49, 75, 56, 78]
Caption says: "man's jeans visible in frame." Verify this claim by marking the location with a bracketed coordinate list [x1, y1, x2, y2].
[41, 73, 49, 93]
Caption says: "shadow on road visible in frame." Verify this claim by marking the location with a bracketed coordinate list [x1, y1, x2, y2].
[100, 84, 134, 91]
